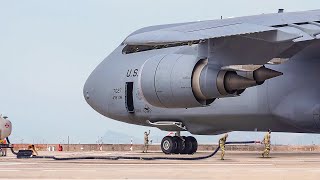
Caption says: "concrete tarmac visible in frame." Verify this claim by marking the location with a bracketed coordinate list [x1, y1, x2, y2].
[0, 151, 320, 180]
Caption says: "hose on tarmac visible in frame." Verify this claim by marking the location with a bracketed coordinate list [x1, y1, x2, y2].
[7, 137, 257, 161]
[6, 137, 18, 155]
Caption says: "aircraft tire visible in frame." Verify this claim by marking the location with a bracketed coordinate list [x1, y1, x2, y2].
[161, 136, 175, 154]
[174, 136, 185, 154]
[189, 136, 198, 154]
[182, 136, 194, 154]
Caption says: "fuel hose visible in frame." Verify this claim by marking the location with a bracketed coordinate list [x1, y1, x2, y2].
[7, 137, 257, 161]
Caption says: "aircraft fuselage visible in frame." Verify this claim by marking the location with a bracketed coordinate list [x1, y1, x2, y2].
[84, 10, 320, 135]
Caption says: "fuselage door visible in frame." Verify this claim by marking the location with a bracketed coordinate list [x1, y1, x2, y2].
[125, 82, 135, 113]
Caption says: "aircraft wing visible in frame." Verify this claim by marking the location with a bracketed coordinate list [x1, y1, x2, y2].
[124, 23, 300, 45]
[124, 21, 320, 66]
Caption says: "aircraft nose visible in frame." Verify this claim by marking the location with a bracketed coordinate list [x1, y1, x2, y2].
[83, 79, 91, 102]
[83, 74, 96, 108]
[83, 68, 109, 115]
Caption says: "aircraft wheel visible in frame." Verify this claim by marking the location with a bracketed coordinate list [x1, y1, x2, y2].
[182, 136, 194, 154]
[189, 136, 198, 154]
[174, 137, 185, 154]
[161, 136, 175, 154]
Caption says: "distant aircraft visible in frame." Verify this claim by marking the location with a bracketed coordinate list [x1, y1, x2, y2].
[84, 10, 320, 154]
[0, 115, 12, 140]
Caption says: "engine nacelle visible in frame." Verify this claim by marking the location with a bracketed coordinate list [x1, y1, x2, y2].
[139, 54, 202, 108]
[0, 116, 12, 140]
[139, 55, 256, 108]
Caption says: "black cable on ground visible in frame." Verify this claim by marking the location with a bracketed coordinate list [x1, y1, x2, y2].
[6, 137, 18, 155]
[6, 137, 256, 161]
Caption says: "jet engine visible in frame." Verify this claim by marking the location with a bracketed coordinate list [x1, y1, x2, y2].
[237, 66, 283, 85]
[139, 55, 257, 108]
[0, 116, 12, 140]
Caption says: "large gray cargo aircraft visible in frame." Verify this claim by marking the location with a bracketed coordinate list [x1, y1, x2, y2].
[84, 10, 320, 154]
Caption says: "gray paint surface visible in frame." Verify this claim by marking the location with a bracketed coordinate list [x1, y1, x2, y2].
[84, 10, 320, 135]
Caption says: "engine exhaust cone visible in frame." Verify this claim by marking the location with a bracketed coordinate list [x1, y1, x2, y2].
[253, 66, 283, 83]
[224, 72, 257, 93]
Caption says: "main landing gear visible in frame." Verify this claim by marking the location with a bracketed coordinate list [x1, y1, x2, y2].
[161, 135, 198, 154]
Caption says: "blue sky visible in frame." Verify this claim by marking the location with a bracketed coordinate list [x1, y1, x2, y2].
[1, 0, 320, 144]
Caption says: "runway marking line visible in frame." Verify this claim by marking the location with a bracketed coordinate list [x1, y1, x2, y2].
[0, 162, 38, 165]
[67, 163, 272, 166]
[65, 163, 275, 166]
[42, 169, 97, 172]
[0, 170, 21, 172]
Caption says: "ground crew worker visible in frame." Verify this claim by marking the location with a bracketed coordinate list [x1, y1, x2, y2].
[143, 130, 150, 153]
[262, 129, 271, 158]
[0, 139, 4, 157]
[27, 144, 38, 156]
[219, 134, 228, 160]
[1, 139, 7, 156]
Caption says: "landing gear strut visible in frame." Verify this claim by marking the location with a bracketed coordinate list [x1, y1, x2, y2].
[161, 135, 198, 154]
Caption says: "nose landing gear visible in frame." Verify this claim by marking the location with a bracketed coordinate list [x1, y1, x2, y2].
[161, 135, 198, 154]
